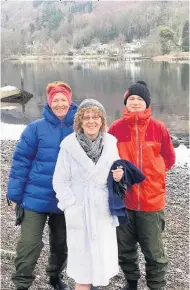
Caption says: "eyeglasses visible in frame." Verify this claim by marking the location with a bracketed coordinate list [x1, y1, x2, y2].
[82, 115, 101, 121]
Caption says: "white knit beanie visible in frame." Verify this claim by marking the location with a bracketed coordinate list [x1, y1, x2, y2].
[78, 99, 106, 116]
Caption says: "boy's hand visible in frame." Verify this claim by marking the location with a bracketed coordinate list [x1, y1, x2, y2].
[112, 167, 124, 182]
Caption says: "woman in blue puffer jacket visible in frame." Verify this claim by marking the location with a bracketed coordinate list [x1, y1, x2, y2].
[7, 81, 78, 290]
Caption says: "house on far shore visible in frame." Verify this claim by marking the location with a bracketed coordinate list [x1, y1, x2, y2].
[74, 40, 144, 56]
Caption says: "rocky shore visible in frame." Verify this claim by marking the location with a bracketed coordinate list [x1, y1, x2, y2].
[1, 140, 189, 290]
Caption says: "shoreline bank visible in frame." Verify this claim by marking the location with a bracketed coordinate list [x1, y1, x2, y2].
[3, 51, 190, 63]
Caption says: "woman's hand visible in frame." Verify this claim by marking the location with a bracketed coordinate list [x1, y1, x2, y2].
[112, 167, 124, 182]
[12, 202, 17, 211]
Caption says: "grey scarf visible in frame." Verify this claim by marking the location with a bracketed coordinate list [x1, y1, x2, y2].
[76, 130, 104, 164]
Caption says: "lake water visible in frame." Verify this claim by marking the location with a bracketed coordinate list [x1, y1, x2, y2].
[1, 59, 189, 138]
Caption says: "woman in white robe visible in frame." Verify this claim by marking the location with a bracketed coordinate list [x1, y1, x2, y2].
[53, 99, 123, 290]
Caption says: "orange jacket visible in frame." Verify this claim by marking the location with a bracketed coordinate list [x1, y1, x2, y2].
[108, 107, 176, 212]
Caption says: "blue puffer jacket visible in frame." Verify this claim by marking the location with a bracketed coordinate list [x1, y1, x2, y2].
[7, 102, 78, 213]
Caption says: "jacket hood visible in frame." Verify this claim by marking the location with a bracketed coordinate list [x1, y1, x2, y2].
[122, 106, 152, 126]
[43, 102, 78, 126]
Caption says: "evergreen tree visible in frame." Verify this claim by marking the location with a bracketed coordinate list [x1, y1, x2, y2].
[182, 20, 189, 52]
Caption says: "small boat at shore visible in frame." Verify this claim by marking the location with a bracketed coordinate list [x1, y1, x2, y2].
[0, 85, 33, 104]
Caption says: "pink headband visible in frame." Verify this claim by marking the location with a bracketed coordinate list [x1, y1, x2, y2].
[48, 86, 72, 106]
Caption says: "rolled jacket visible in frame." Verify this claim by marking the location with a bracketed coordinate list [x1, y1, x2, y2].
[107, 159, 146, 224]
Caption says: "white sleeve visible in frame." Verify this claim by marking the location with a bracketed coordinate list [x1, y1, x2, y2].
[53, 146, 76, 211]
[112, 137, 120, 161]
[113, 144, 120, 161]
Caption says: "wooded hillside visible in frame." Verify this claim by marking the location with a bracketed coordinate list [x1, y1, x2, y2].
[1, 1, 189, 57]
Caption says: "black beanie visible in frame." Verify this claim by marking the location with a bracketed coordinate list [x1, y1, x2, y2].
[124, 80, 151, 108]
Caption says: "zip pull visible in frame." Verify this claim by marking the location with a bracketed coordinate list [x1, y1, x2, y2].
[60, 120, 63, 128]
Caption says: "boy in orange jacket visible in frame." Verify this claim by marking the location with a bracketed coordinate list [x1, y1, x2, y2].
[108, 81, 175, 290]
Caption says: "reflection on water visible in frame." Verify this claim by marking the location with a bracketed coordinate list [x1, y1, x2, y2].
[1, 60, 189, 136]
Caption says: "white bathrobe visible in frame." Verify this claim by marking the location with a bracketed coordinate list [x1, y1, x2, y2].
[53, 132, 120, 286]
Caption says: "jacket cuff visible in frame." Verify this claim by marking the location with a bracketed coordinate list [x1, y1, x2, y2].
[57, 196, 76, 211]
[7, 195, 22, 205]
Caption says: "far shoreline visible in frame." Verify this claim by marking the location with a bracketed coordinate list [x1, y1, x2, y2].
[3, 51, 190, 63]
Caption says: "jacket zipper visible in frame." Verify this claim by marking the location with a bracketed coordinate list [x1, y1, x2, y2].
[135, 115, 141, 211]
[60, 120, 64, 143]
[139, 144, 143, 210]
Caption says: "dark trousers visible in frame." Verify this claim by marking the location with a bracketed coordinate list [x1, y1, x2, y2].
[117, 209, 168, 290]
[12, 210, 67, 289]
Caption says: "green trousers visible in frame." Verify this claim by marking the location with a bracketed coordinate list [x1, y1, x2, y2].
[12, 210, 67, 289]
[117, 209, 168, 290]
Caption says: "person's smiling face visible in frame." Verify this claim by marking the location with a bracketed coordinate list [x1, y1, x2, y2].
[81, 109, 102, 140]
[126, 95, 146, 112]
[50, 93, 70, 119]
